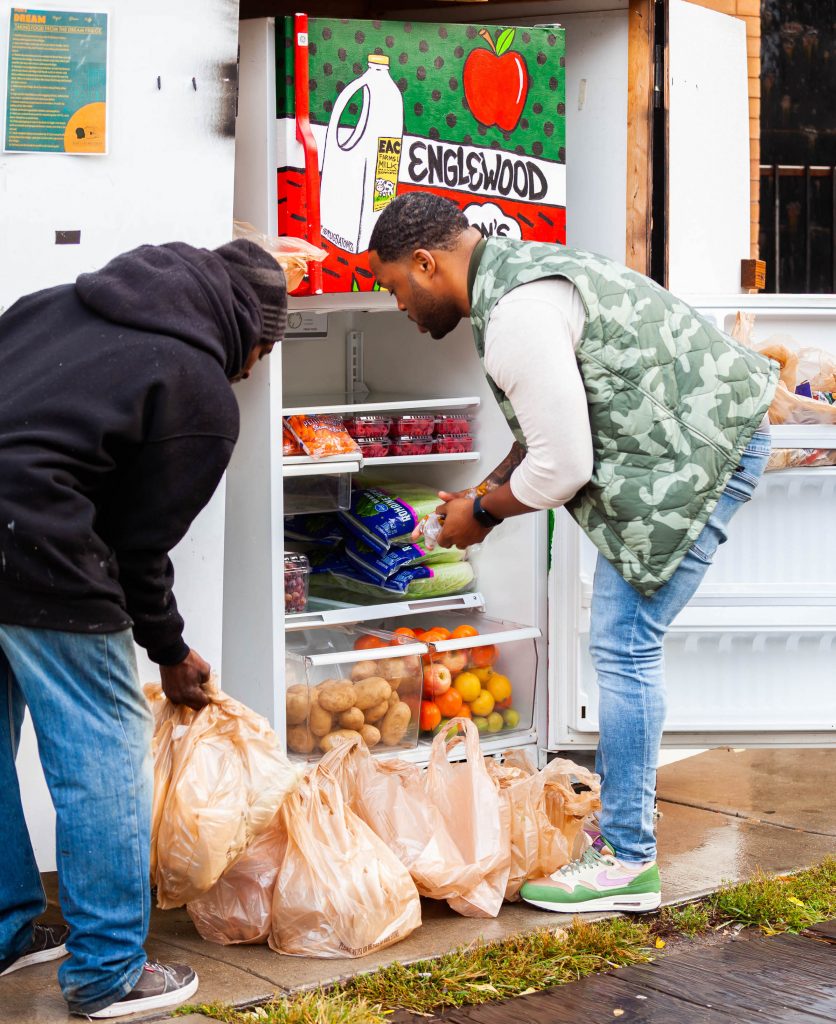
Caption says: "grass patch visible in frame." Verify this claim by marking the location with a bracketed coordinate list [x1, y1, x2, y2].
[182, 857, 836, 1023]
[707, 856, 836, 935]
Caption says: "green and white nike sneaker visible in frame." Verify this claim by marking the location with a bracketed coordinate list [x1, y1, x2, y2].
[521, 834, 661, 913]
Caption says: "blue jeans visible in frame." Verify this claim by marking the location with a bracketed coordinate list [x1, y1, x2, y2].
[0, 626, 152, 1014]
[589, 431, 771, 863]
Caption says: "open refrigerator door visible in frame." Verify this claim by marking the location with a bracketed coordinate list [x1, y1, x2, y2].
[549, 295, 836, 752]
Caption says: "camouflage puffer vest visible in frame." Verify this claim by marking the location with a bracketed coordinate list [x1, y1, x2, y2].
[469, 238, 778, 595]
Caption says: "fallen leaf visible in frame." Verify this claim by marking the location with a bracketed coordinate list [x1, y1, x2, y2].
[469, 984, 500, 995]
[655, 937, 666, 948]
[613, 1010, 625, 1017]
[516, 988, 538, 997]
[787, 896, 806, 907]
[761, 926, 781, 936]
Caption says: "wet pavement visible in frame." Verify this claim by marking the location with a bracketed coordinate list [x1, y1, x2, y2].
[4, 748, 835, 1023]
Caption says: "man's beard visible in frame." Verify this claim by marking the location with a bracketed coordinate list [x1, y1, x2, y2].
[409, 276, 461, 339]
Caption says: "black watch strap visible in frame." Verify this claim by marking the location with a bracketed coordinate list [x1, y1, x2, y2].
[472, 495, 504, 529]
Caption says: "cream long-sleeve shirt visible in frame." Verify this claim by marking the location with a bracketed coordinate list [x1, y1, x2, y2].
[483, 277, 593, 510]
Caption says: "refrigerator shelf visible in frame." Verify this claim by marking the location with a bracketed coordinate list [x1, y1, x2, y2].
[769, 425, 836, 449]
[282, 451, 480, 477]
[285, 592, 485, 631]
[282, 394, 481, 417]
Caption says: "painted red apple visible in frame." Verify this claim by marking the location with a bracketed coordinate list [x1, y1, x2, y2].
[463, 28, 530, 132]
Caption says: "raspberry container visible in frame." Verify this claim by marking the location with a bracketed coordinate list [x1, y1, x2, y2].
[343, 415, 392, 438]
[434, 413, 473, 435]
[389, 436, 434, 456]
[284, 552, 311, 613]
[391, 414, 435, 437]
[435, 433, 475, 454]
[355, 437, 392, 458]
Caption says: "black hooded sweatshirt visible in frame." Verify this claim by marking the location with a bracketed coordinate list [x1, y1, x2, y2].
[0, 242, 267, 665]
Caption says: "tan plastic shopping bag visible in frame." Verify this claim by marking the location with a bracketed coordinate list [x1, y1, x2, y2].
[424, 719, 511, 919]
[322, 735, 483, 902]
[186, 816, 286, 945]
[145, 682, 299, 909]
[486, 751, 601, 899]
[269, 739, 422, 958]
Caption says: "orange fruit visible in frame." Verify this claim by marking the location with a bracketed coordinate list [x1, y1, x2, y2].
[419, 700, 442, 732]
[452, 624, 479, 639]
[354, 634, 385, 651]
[436, 688, 464, 718]
[457, 703, 472, 719]
[470, 644, 498, 669]
[432, 626, 452, 641]
[472, 667, 494, 684]
[453, 671, 482, 703]
[392, 626, 417, 645]
[486, 673, 512, 703]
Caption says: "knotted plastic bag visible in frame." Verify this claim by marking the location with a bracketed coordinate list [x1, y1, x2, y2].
[424, 719, 511, 918]
[145, 681, 299, 909]
[186, 815, 286, 945]
[486, 751, 601, 899]
[269, 739, 422, 958]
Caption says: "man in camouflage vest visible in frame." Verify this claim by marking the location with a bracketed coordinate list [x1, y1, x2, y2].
[370, 193, 776, 914]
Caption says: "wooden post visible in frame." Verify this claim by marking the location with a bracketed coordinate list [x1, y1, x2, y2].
[626, 0, 655, 275]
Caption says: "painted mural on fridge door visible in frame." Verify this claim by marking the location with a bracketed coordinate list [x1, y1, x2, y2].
[276, 17, 566, 293]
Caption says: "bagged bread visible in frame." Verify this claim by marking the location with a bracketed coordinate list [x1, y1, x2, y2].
[146, 682, 299, 909]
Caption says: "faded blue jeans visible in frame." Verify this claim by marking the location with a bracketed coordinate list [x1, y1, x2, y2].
[0, 626, 151, 1014]
[589, 431, 772, 863]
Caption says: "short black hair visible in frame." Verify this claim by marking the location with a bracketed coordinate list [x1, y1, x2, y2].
[369, 193, 469, 263]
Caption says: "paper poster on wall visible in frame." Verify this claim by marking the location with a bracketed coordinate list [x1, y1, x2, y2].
[4, 7, 108, 154]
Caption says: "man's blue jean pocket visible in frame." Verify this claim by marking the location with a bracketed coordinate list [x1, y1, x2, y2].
[690, 431, 771, 566]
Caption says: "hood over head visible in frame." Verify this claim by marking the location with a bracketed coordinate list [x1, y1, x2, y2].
[75, 240, 286, 379]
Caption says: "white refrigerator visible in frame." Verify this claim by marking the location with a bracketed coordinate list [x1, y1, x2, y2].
[224, 7, 835, 764]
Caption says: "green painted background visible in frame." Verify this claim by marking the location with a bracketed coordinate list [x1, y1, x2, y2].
[277, 17, 565, 163]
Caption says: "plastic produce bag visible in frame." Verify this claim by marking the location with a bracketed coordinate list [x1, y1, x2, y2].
[424, 719, 511, 918]
[486, 751, 601, 900]
[752, 336, 836, 425]
[186, 816, 286, 945]
[233, 220, 327, 292]
[145, 682, 299, 909]
[269, 741, 422, 958]
[339, 484, 442, 553]
[321, 560, 475, 600]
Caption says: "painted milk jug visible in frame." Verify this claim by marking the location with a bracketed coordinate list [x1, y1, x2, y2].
[319, 54, 404, 254]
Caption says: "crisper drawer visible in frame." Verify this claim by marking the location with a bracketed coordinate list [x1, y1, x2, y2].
[572, 618, 836, 733]
[358, 612, 541, 745]
[284, 627, 425, 760]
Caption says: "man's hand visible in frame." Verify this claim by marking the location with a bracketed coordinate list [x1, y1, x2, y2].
[160, 649, 213, 710]
[436, 494, 493, 549]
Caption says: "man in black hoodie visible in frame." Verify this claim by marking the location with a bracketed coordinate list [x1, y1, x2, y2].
[0, 240, 286, 1018]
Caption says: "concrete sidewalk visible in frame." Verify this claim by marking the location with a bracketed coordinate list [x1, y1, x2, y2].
[3, 748, 835, 1023]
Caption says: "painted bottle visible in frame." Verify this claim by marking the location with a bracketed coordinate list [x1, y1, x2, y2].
[319, 54, 404, 254]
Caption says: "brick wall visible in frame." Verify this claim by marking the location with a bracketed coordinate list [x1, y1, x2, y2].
[685, 1, 761, 259]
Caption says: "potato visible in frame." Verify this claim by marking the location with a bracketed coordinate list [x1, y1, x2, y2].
[387, 691, 400, 708]
[375, 657, 421, 691]
[360, 724, 381, 748]
[319, 729, 361, 753]
[309, 702, 333, 737]
[380, 702, 412, 747]
[364, 699, 390, 724]
[351, 661, 379, 682]
[338, 707, 365, 730]
[287, 725, 315, 755]
[317, 679, 357, 713]
[353, 677, 392, 710]
[285, 684, 310, 726]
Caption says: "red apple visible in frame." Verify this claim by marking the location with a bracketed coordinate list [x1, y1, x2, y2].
[438, 650, 469, 675]
[422, 664, 452, 698]
[463, 28, 530, 133]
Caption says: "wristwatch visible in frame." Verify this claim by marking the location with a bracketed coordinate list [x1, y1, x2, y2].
[472, 495, 504, 529]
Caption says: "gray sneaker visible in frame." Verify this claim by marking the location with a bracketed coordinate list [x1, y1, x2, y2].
[0, 923, 69, 976]
[86, 961, 198, 1019]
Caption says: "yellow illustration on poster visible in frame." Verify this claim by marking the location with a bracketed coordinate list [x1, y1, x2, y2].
[4, 7, 108, 153]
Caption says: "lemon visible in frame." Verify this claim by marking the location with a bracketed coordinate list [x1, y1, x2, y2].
[472, 667, 493, 684]
[453, 671, 482, 703]
[486, 673, 512, 703]
[470, 689, 495, 717]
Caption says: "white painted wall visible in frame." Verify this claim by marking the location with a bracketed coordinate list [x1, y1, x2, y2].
[1, 0, 240, 869]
